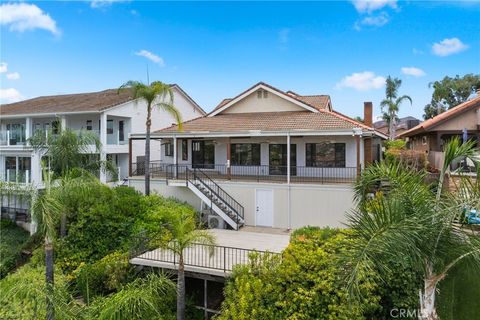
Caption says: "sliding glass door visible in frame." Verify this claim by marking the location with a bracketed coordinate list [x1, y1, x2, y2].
[269, 144, 296, 175]
[192, 140, 215, 169]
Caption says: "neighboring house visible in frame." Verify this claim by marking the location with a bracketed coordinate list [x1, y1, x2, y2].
[398, 94, 480, 170]
[128, 82, 386, 230]
[373, 116, 420, 137]
[0, 84, 205, 231]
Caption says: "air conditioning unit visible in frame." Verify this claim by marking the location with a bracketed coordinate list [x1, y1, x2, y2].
[208, 214, 225, 229]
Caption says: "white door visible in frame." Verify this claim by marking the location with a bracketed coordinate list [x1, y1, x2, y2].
[255, 189, 273, 227]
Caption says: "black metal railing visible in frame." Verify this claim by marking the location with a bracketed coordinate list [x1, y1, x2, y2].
[131, 163, 357, 184]
[187, 168, 244, 227]
[131, 240, 277, 272]
[131, 161, 170, 177]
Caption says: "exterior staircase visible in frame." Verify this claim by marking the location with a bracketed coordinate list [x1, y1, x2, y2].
[184, 168, 244, 230]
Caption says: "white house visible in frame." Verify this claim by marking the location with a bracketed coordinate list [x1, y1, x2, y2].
[129, 82, 386, 230]
[0, 84, 205, 229]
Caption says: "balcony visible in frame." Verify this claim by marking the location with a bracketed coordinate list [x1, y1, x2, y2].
[130, 162, 358, 185]
[0, 130, 27, 146]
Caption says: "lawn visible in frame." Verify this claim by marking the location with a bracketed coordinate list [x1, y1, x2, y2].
[0, 220, 30, 278]
[437, 261, 480, 320]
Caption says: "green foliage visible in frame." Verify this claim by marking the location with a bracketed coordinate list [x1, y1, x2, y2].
[380, 76, 412, 140]
[85, 273, 176, 320]
[384, 139, 406, 163]
[218, 228, 380, 320]
[0, 265, 82, 319]
[423, 73, 480, 119]
[0, 220, 30, 278]
[75, 251, 135, 301]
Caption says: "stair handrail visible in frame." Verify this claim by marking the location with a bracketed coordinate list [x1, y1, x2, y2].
[186, 168, 244, 223]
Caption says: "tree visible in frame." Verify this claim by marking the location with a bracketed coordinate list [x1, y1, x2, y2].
[118, 81, 182, 195]
[159, 211, 215, 320]
[380, 76, 412, 140]
[423, 74, 480, 119]
[346, 138, 480, 320]
[32, 167, 62, 320]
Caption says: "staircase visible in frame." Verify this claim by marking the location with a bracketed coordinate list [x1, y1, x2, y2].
[185, 168, 244, 230]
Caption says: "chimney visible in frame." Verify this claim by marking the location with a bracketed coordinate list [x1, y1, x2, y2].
[364, 102, 373, 127]
[476, 87, 480, 96]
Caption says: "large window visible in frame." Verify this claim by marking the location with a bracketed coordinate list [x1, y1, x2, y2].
[231, 144, 260, 165]
[192, 140, 215, 169]
[306, 142, 346, 167]
[165, 143, 173, 156]
[4, 156, 31, 183]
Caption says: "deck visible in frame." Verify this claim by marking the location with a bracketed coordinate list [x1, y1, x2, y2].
[129, 229, 290, 277]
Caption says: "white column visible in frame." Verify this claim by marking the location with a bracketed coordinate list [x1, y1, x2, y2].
[25, 117, 32, 141]
[100, 113, 107, 183]
[287, 133, 291, 184]
[287, 132, 291, 230]
[173, 136, 177, 178]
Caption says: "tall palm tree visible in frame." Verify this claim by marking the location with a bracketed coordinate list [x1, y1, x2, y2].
[380, 76, 412, 140]
[118, 81, 182, 195]
[346, 138, 480, 320]
[160, 212, 216, 320]
[32, 167, 62, 320]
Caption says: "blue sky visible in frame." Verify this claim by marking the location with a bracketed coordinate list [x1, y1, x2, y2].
[1, 1, 479, 120]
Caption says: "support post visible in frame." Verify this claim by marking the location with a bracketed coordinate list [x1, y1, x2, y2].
[173, 136, 178, 178]
[100, 113, 107, 183]
[128, 138, 132, 176]
[226, 137, 231, 180]
[287, 132, 291, 230]
[287, 133, 291, 184]
[356, 134, 361, 177]
[25, 117, 32, 142]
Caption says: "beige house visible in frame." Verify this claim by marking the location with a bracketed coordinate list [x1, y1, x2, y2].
[128, 82, 386, 230]
[399, 94, 480, 170]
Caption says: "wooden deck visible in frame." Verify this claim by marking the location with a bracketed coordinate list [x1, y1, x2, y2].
[129, 229, 290, 277]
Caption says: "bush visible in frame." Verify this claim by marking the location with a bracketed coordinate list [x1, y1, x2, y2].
[218, 228, 380, 320]
[75, 251, 135, 301]
[0, 220, 30, 278]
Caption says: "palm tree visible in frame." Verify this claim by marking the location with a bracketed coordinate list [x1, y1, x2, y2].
[160, 211, 216, 320]
[346, 138, 480, 320]
[29, 128, 114, 237]
[32, 167, 62, 320]
[118, 81, 182, 195]
[380, 76, 412, 140]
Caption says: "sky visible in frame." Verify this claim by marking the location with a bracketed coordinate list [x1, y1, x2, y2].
[1, 0, 479, 121]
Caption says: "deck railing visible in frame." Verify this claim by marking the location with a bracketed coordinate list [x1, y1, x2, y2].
[131, 162, 357, 184]
[130, 238, 278, 272]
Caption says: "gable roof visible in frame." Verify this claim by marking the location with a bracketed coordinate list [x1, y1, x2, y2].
[209, 82, 331, 116]
[0, 89, 134, 116]
[399, 95, 480, 137]
[0, 84, 206, 117]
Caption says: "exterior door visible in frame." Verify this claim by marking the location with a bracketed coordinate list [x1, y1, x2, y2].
[269, 144, 296, 175]
[192, 140, 215, 169]
[255, 189, 273, 227]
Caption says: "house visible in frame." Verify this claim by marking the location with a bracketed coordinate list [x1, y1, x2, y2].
[373, 116, 420, 136]
[128, 82, 387, 230]
[0, 84, 205, 231]
[399, 93, 480, 170]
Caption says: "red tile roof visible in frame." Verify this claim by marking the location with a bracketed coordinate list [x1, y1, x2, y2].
[399, 95, 480, 137]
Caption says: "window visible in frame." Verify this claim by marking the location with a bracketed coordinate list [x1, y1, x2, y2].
[107, 120, 114, 134]
[182, 140, 188, 160]
[257, 90, 268, 99]
[4, 156, 31, 183]
[52, 119, 60, 134]
[231, 144, 260, 165]
[119, 121, 124, 141]
[165, 143, 173, 156]
[306, 142, 346, 167]
[86, 120, 93, 131]
[422, 136, 427, 145]
[192, 140, 215, 169]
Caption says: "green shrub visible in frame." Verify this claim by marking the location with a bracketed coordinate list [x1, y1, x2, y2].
[75, 251, 135, 301]
[218, 228, 380, 320]
[0, 220, 30, 278]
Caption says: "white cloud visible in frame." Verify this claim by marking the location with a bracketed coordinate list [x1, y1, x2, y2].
[336, 71, 386, 91]
[359, 12, 389, 27]
[0, 88, 24, 103]
[0, 3, 59, 35]
[0, 62, 7, 73]
[6, 72, 20, 80]
[135, 49, 165, 66]
[351, 0, 397, 13]
[90, 0, 129, 9]
[401, 67, 426, 77]
[432, 38, 469, 56]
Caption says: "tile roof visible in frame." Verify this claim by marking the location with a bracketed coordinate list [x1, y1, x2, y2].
[399, 95, 480, 137]
[211, 82, 331, 113]
[156, 110, 370, 134]
[0, 89, 134, 116]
